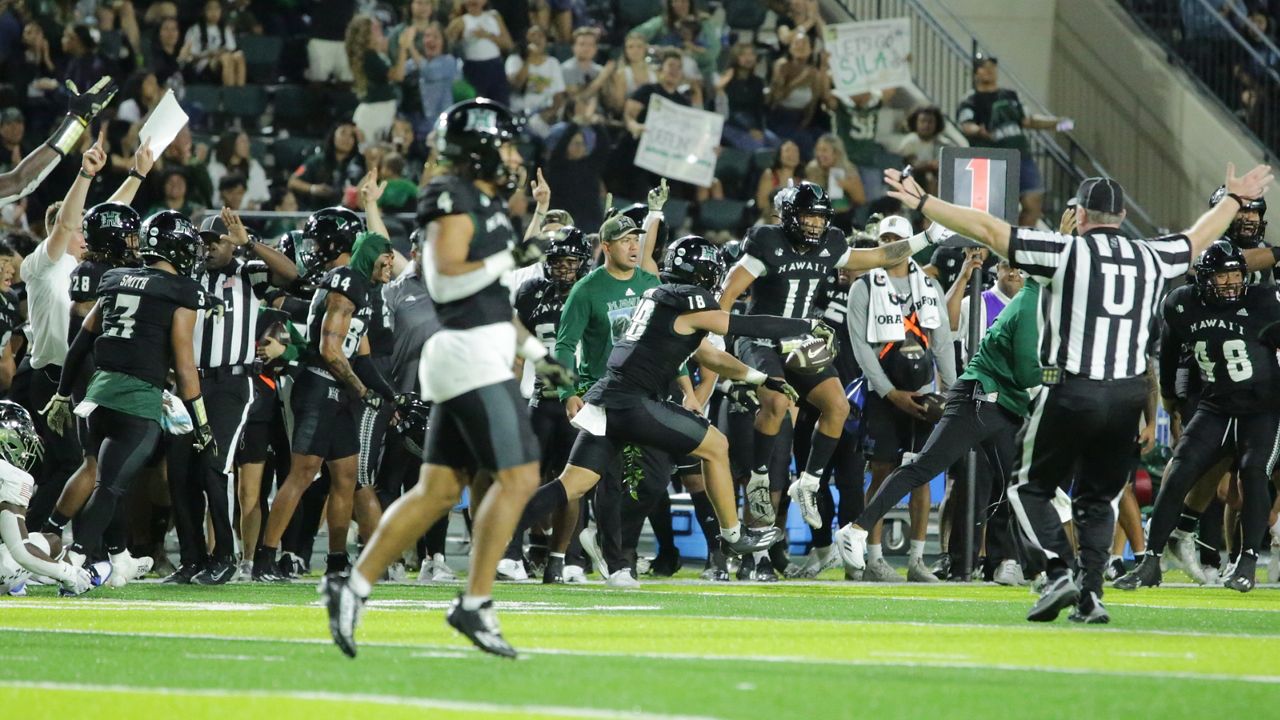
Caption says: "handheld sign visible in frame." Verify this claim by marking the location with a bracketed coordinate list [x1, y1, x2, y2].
[633, 96, 724, 189]
[937, 147, 1022, 247]
[826, 19, 912, 96]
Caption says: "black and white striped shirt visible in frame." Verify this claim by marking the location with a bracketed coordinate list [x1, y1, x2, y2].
[1010, 227, 1191, 380]
[193, 258, 261, 369]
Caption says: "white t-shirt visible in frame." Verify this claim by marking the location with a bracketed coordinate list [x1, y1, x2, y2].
[505, 54, 565, 114]
[460, 12, 502, 61]
[20, 241, 77, 370]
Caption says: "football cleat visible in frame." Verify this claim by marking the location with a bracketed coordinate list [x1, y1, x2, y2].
[252, 559, 291, 583]
[1269, 536, 1280, 584]
[787, 473, 822, 529]
[1114, 553, 1162, 590]
[431, 555, 458, 582]
[59, 561, 111, 597]
[446, 595, 517, 659]
[191, 559, 237, 585]
[1168, 530, 1209, 584]
[1027, 573, 1080, 622]
[1226, 553, 1257, 593]
[107, 551, 152, 588]
[930, 555, 952, 580]
[578, 527, 607, 579]
[162, 563, 202, 584]
[1068, 591, 1110, 624]
[496, 558, 528, 581]
[701, 551, 730, 582]
[864, 557, 904, 583]
[605, 568, 640, 588]
[720, 526, 783, 557]
[320, 574, 365, 658]
[907, 556, 941, 583]
[1103, 557, 1126, 582]
[834, 523, 867, 573]
[993, 559, 1026, 587]
[543, 555, 564, 584]
[745, 473, 775, 525]
[648, 548, 682, 577]
[562, 564, 588, 583]
[753, 557, 779, 583]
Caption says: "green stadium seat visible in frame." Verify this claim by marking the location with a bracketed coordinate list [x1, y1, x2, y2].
[663, 198, 691, 234]
[618, 0, 662, 30]
[271, 136, 320, 175]
[182, 85, 222, 119]
[239, 35, 283, 83]
[751, 147, 777, 172]
[272, 85, 317, 133]
[222, 85, 268, 127]
[697, 199, 748, 233]
[715, 147, 752, 197]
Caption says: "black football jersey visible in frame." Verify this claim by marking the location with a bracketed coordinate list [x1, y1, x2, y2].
[68, 259, 112, 344]
[306, 266, 372, 370]
[0, 290, 20, 351]
[584, 283, 717, 408]
[95, 267, 210, 387]
[418, 174, 517, 330]
[740, 224, 850, 319]
[1160, 284, 1280, 415]
[365, 287, 394, 358]
[515, 276, 568, 399]
[814, 269, 861, 382]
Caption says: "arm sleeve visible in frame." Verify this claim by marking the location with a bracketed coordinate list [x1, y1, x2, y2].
[554, 285, 589, 399]
[846, 279, 895, 398]
[57, 325, 98, 396]
[726, 313, 812, 340]
[1157, 316, 1180, 396]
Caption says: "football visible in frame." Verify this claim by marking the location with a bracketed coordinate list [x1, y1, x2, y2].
[919, 392, 946, 423]
[785, 337, 835, 375]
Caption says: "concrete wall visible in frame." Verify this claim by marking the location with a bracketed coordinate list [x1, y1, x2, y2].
[915, 0, 1057, 102]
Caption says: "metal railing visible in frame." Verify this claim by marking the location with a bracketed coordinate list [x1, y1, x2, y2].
[1118, 0, 1280, 159]
[832, 0, 1163, 236]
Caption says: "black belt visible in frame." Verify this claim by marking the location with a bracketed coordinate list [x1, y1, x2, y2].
[198, 365, 253, 379]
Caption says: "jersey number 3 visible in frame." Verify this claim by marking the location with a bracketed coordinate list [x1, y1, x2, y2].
[103, 294, 141, 340]
[1194, 339, 1253, 382]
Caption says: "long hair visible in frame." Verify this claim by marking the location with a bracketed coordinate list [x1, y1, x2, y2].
[198, 0, 229, 53]
[810, 133, 854, 177]
[346, 15, 375, 98]
[214, 131, 247, 171]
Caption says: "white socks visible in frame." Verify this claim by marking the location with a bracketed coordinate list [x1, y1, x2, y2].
[867, 544, 884, 563]
[348, 570, 372, 598]
[908, 540, 925, 561]
[721, 524, 741, 543]
[461, 594, 490, 611]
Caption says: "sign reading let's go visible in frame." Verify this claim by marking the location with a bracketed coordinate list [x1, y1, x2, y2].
[826, 18, 912, 96]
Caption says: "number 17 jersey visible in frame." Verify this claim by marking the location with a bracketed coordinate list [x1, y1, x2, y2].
[1160, 284, 1280, 415]
[738, 224, 851, 319]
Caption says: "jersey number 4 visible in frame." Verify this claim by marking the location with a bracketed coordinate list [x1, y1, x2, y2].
[103, 294, 141, 340]
[1194, 339, 1253, 382]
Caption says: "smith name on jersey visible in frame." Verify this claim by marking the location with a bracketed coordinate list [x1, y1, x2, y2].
[738, 225, 851, 319]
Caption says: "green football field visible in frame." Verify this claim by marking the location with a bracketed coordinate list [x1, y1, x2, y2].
[2, 570, 1278, 719]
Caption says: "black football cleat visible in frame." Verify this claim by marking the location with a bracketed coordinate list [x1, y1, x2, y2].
[1226, 553, 1258, 593]
[1027, 573, 1080, 622]
[721, 526, 783, 557]
[192, 559, 237, 585]
[1113, 553, 1162, 590]
[1068, 591, 1111, 624]
[161, 563, 202, 584]
[446, 595, 517, 659]
[649, 548, 682, 577]
[543, 555, 565, 584]
[754, 557, 779, 583]
[252, 559, 291, 583]
[321, 574, 365, 658]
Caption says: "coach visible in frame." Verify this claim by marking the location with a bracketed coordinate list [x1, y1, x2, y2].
[883, 162, 1273, 623]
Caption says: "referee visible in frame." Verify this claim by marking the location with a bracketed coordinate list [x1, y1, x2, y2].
[173, 208, 298, 584]
[884, 162, 1273, 623]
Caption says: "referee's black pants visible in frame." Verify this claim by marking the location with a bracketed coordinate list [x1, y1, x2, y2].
[1008, 374, 1147, 598]
[26, 364, 83, 529]
[856, 379, 1020, 563]
[171, 370, 253, 563]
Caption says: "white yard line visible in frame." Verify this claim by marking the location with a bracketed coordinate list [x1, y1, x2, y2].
[0, 680, 721, 720]
[2, 626, 1278, 686]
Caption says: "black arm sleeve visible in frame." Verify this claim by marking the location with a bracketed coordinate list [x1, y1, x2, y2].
[1157, 318, 1179, 399]
[58, 327, 99, 397]
[726, 313, 813, 341]
[353, 354, 396, 401]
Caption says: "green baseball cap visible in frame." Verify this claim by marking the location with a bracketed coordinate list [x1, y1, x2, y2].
[600, 213, 643, 244]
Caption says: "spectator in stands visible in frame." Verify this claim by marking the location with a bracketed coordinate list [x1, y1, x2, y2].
[147, 17, 184, 86]
[447, 0, 515, 107]
[217, 173, 247, 211]
[115, 70, 163, 124]
[93, 0, 143, 73]
[158, 125, 213, 208]
[376, 152, 419, 213]
[777, 0, 826, 52]
[182, 0, 246, 87]
[263, 185, 300, 238]
[605, 32, 656, 117]
[957, 53, 1069, 227]
[718, 42, 777, 152]
[8, 20, 60, 129]
[390, 0, 437, 130]
[224, 0, 262, 35]
[895, 105, 949, 195]
[545, 109, 609, 231]
[829, 88, 895, 201]
[755, 139, 803, 220]
[616, 48, 703, 200]
[60, 25, 107, 97]
[289, 121, 365, 209]
[347, 15, 410, 148]
[414, 22, 459, 133]
[507, 24, 566, 137]
[561, 27, 615, 104]
[0, 109, 31, 176]
[208, 131, 269, 209]
[806, 133, 865, 232]
[306, 0, 356, 82]
[388, 116, 429, 180]
[149, 167, 199, 216]
[768, 32, 827, 158]
[631, 0, 723, 81]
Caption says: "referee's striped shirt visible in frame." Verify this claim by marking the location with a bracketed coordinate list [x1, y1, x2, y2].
[1009, 227, 1191, 380]
[193, 258, 261, 369]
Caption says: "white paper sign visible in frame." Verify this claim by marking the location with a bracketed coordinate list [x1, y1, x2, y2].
[633, 96, 724, 189]
[138, 89, 189, 156]
[826, 19, 912, 96]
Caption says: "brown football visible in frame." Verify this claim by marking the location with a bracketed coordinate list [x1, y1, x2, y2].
[784, 337, 835, 375]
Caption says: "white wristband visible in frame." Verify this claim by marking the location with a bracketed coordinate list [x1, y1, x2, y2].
[643, 210, 664, 230]
[484, 251, 517, 276]
[743, 369, 767, 386]
[907, 231, 931, 254]
[518, 335, 548, 361]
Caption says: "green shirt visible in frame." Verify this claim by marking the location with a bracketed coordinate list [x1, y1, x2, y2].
[555, 265, 660, 399]
[959, 282, 1042, 417]
[83, 370, 164, 423]
[362, 50, 397, 103]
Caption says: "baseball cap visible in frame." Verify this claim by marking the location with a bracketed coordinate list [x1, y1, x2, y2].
[544, 209, 574, 227]
[600, 213, 642, 244]
[1074, 177, 1125, 214]
[973, 51, 998, 71]
[0, 108, 23, 125]
[199, 215, 229, 234]
[878, 215, 914, 239]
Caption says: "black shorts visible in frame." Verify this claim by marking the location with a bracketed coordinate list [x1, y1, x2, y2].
[357, 400, 395, 488]
[237, 378, 279, 465]
[566, 397, 709, 476]
[735, 337, 839, 398]
[423, 380, 540, 473]
[291, 370, 360, 461]
[862, 391, 931, 463]
[531, 397, 576, 482]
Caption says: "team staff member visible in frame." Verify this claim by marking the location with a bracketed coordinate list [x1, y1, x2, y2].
[883, 162, 1274, 623]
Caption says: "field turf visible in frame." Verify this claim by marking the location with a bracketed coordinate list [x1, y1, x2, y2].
[2, 570, 1277, 719]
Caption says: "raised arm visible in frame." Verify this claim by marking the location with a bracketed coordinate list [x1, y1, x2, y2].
[0, 78, 117, 207]
[107, 142, 155, 205]
[223, 207, 298, 284]
[524, 168, 551, 241]
[1184, 163, 1274, 257]
[884, 168, 1012, 258]
[356, 168, 390, 239]
[47, 129, 108, 263]
[639, 179, 668, 275]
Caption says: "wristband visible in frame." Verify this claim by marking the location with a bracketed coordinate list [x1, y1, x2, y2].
[185, 395, 210, 427]
[78, 169, 94, 180]
[743, 369, 767, 386]
[907, 231, 931, 254]
[129, 169, 146, 181]
[518, 335, 548, 361]
[484, 250, 517, 276]
[643, 210, 664, 230]
[47, 114, 88, 157]
[916, 193, 929, 212]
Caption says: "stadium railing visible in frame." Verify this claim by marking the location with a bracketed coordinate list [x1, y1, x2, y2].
[832, 0, 1164, 236]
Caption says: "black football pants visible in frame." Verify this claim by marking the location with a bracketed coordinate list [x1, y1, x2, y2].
[71, 409, 161, 558]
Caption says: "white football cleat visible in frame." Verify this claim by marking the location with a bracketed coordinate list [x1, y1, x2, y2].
[787, 473, 822, 530]
[496, 558, 528, 581]
[605, 568, 640, 588]
[834, 524, 867, 574]
[562, 565, 587, 583]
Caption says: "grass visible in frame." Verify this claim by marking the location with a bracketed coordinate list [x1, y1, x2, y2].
[2, 569, 1278, 719]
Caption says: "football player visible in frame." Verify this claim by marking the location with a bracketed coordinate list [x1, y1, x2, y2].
[1210, 185, 1271, 284]
[1117, 241, 1280, 593]
[43, 210, 216, 576]
[719, 182, 940, 531]
[322, 99, 570, 659]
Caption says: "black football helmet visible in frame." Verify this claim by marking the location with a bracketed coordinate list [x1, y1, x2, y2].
[433, 98, 523, 194]
[0, 400, 42, 472]
[719, 238, 744, 266]
[1195, 239, 1249, 307]
[661, 235, 724, 291]
[303, 207, 363, 268]
[543, 226, 591, 290]
[82, 202, 140, 264]
[1210, 185, 1267, 245]
[140, 210, 205, 277]
[392, 395, 431, 460]
[779, 181, 832, 247]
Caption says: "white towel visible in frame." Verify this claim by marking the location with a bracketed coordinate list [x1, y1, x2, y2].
[864, 260, 942, 344]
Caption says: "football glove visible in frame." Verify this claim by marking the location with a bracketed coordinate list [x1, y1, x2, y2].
[59, 565, 94, 596]
[722, 381, 760, 412]
[745, 474, 775, 525]
[647, 178, 669, 212]
[808, 320, 837, 354]
[40, 393, 73, 437]
[534, 356, 577, 392]
[511, 234, 549, 267]
[763, 377, 799, 403]
[66, 77, 118, 122]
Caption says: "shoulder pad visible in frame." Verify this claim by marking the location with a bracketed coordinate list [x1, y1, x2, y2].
[742, 225, 781, 260]
[98, 268, 212, 310]
[418, 175, 477, 225]
[318, 266, 369, 305]
[654, 284, 717, 312]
